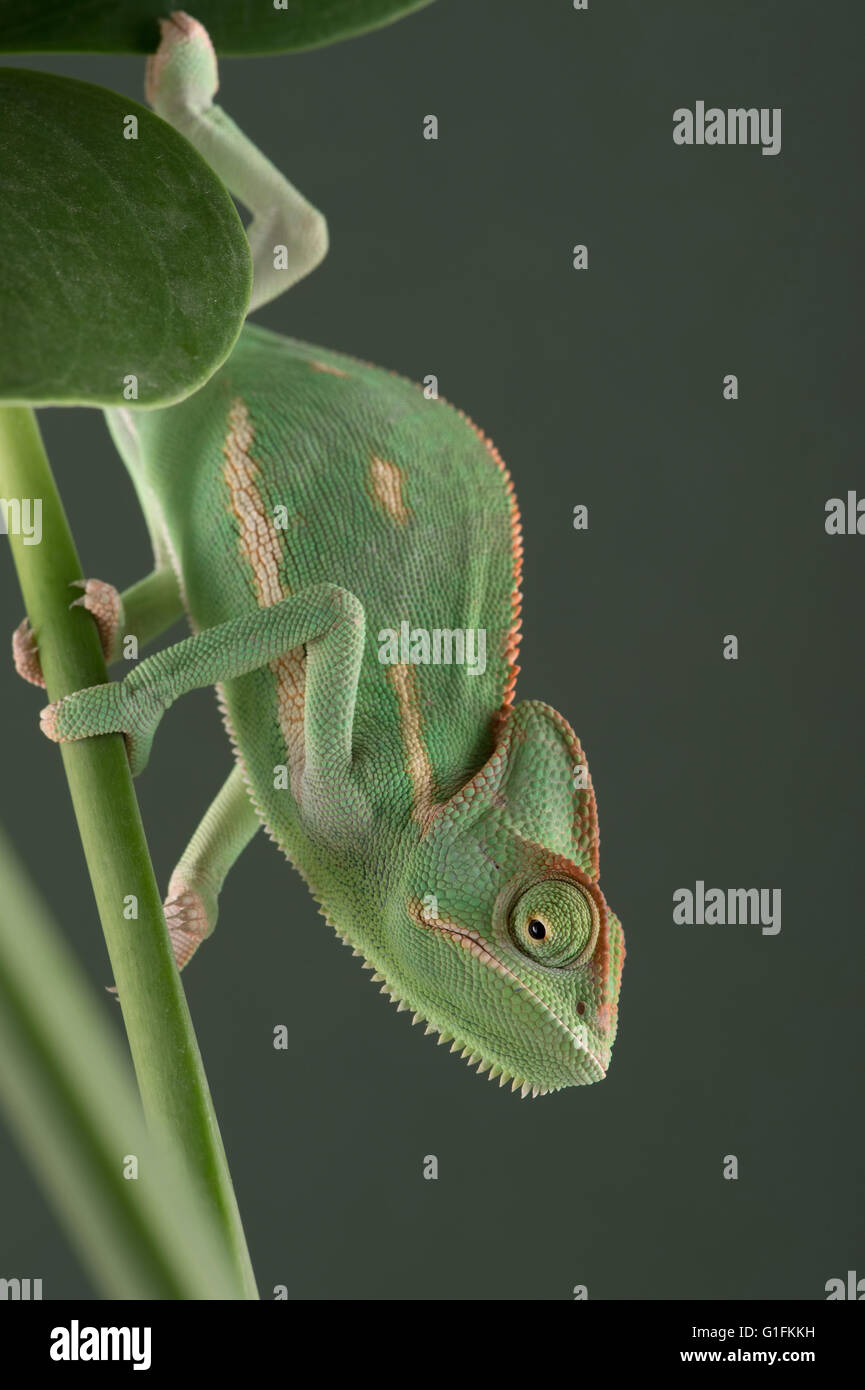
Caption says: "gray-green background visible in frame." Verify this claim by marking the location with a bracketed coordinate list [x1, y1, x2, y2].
[1, 0, 862, 1299]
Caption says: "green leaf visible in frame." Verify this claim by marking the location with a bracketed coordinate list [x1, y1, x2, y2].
[0, 0, 434, 55]
[0, 69, 251, 407]
[0, 824, 248, 1298]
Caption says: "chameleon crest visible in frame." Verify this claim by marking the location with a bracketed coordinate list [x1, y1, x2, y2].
[17, 12, 624, 1095]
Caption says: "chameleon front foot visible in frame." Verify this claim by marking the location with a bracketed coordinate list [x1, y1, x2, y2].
[40, 678, 160, 775]
[69, 579, 123, 662]
[12, 579, 122, 688]
[12, 618, 43, 688]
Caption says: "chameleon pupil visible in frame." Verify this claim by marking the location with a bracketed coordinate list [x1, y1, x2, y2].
[528, 919, 546, 940]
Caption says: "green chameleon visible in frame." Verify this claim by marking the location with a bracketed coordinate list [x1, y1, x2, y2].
[14, 13, 624, 1096]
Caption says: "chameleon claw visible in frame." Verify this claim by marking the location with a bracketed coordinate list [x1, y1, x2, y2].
[68, 578, 122, 663]
[104, 882, 210, 986]
[163, 879, 212, 971]
[39, 696, 64, 742]
[145, 10, 219, 118]
[12, 579, 121, 692]
[12, 617, 45, 688]
[39, 682, 156, 775]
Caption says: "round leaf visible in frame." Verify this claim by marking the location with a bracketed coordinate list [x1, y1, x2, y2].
[0, 0, 434, 56]
[0, 69, 252, 407]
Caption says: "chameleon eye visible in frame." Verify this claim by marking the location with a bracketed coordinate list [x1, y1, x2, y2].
[509, 879, 599, 968]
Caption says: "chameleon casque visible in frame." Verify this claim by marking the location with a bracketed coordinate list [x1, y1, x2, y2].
[14, 13, 624, 1096]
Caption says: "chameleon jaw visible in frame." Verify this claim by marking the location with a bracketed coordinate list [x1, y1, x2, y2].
[405, 899, 606, 1089]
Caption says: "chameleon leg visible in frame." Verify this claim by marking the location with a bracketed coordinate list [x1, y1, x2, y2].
[145, 12, 328, 313]
[40, 583, 364, 777]
[12, 567, 184, 689]
[103, 567, 185, 660]
[163, 763, 260, 970]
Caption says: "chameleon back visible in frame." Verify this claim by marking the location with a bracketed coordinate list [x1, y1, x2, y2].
[110, 323, 521, 835]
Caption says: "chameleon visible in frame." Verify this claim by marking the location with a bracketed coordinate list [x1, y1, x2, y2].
[12, 12, 624, 1096]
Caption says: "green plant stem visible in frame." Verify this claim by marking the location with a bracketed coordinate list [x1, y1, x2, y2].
[0, 826, 247, 1299]
[0, 405, 257, 1300]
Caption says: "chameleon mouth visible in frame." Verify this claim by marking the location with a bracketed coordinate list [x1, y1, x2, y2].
[406, 899, 606, 1088]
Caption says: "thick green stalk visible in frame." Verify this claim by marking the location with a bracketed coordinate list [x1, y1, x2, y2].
[0, 405, 257, 1299]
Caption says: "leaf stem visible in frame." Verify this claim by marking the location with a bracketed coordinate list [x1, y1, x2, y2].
[0, 405, 257, 1299]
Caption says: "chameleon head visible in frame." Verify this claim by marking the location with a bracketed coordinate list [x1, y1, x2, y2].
[381, 700, 625, 1096]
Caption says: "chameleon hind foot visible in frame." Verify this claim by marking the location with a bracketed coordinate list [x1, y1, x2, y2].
[161, 766, 261, 971]
[12, 579, 122, 688]
[104, 884, 209, 989]
[163, 878, 213, 971]
[106, 877, 219, 987]
[145, 11, 218, 121]
[144, 10, 327, 314]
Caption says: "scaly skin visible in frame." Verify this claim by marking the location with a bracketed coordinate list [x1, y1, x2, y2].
[24, 13, 625, 1095]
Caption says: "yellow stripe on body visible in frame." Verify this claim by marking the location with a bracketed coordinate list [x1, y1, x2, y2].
[385, 663, 437, 829]
[222, 397, 306, 790]
[367, 454, 412, 525]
